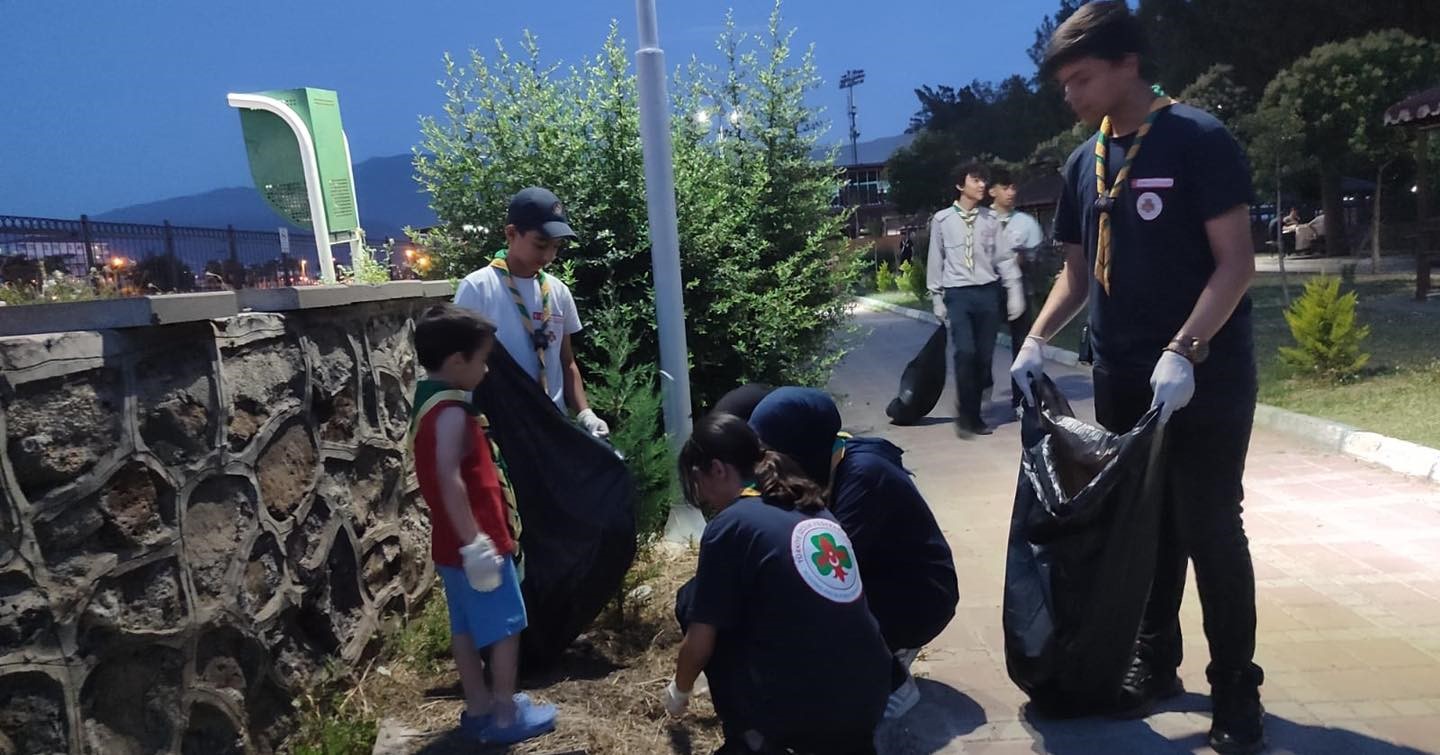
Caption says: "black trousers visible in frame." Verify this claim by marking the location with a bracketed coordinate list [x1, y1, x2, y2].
[1004, 300, 1034, 409]
[1092, 365, 1262, 681]
[943, 283, 1002, 428]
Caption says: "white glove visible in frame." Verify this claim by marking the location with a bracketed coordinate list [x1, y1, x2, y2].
[932, 294, 947, 320]
[458, 534, 504, 592]
[1150, 350, 1196, 425]
[577, 408, 610, 439]
[1009, 336, 1047, 406]
[664, 679, 692, 716]
[1006, 285, 1026, 322]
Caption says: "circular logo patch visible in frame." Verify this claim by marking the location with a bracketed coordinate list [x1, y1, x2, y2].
[1136, 191, 1164, 221]
[790, 519, 863, 603]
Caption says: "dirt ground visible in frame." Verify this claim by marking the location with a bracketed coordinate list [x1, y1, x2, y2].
[362, 544, 726, 755]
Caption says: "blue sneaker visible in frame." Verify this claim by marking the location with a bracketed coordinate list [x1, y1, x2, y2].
[458, 694, 531, 739]
[459, 711, 490, 738]
[481, 697, 557, 745]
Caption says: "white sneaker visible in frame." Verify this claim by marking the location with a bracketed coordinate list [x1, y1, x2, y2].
[884, 674, 921, 720]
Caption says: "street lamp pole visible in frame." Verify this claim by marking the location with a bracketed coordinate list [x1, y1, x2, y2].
[634, 0, 694, 446]
[840, 69, 866, 240]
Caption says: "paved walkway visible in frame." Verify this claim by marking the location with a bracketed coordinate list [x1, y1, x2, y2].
[1254, 253, 1415, 276]
[833, 310, 1440, 755]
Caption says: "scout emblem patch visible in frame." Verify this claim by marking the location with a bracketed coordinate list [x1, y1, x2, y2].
[1137, 192, 1164, 222]
[790, 518, 862, 603]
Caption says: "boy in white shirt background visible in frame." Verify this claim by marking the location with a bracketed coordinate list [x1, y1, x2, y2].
[453, 187, 610, 439]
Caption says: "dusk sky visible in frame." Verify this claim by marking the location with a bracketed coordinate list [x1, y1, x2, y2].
[2, 0, 1061, 218]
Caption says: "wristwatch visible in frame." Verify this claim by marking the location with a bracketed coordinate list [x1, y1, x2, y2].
[1166, 335, 1209, 365]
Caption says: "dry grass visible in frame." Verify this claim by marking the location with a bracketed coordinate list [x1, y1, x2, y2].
[352, 544, 725, 755]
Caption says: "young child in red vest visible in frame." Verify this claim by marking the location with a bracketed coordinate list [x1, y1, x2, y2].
[409, 304, 556, 745]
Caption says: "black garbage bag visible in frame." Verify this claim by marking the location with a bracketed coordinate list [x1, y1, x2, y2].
[1002, 375, 1165, 716]
[885, 324, 948, 425]
[471, 344, 637, 668]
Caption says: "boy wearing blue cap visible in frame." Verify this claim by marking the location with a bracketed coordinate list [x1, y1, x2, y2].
[454, 187, 610, 438]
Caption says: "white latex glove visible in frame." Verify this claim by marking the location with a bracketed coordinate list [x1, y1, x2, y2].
[664, 679, 692, 716]
[932, 294, 947, 320]
[1150, 350, 1196, 425]
[458, 534, 503, 592]
[577, 408, 611, 439]
[1006, 285, 1026, 322]
[1009, 336, 1047, 406]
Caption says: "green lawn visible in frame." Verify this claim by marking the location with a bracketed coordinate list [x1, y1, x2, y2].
[865, 289, 927, 311]
[1251, 272, 1440, 448]
[862, 272, 1440, 448]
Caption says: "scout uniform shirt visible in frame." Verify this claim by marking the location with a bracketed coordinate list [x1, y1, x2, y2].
[453, 252, 582, 412]
[926, 204, 1022, 297]
[688, 495, 891, 744]
[1054, 102, 1255, 384]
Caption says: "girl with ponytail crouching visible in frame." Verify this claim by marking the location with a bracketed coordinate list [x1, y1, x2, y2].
[664, 413, 891, 755]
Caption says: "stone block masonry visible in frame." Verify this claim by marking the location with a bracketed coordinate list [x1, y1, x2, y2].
[0, 290, 441, 754]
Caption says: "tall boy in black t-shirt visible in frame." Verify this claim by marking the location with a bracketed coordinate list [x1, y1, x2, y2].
[1010, 3, 1264, 753]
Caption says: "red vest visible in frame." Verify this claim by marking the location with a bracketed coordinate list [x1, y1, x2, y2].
[410, 387, 519, 567]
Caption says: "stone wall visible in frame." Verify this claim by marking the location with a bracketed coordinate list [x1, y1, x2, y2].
[0, 290, 443, 754]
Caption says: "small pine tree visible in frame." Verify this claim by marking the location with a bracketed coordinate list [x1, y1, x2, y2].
[582, 292, 678, 543]
[1279, 276, 1372, 381]
[874, 261, 895, 293]
[899, 258, 927, 302]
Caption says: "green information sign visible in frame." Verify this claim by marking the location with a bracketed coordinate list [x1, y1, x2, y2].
[236, 87, 359, 235]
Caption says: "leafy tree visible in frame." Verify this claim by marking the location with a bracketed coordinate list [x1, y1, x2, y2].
[1027, 0, 1088, 73]
[1255, 30, 1440, 254]
[1023, 122, 1092, 177]
[886, 129, 967, 214]
[1177, 64, 1254, 129]
[413, 2, 855, 420]
[1139, 0, 1440, 96]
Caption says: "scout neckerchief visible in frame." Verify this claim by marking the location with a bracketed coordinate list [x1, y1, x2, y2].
[829, 432, 852, 483]
[952, 201, 980, 269]
[1094, 93, 1175, 294]
[408, 379, 525, 577]
[488, 250, 553, 394]
[737, 479, 762, 499]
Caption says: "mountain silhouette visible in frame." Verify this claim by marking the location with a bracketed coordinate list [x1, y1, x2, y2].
[94, 153, 437, 241]
[94, 133, 911, 239]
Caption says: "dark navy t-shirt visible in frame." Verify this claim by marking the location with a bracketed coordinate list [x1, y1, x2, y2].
[1054, 103, 1256, 382]
[830, 438, 958, 650]
[690, 497, 891, 738]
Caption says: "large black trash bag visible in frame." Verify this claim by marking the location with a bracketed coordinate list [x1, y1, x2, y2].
[471, 343, 637, 667]
[1002, 375, 1165, 716]
[885, 324, 948, 425]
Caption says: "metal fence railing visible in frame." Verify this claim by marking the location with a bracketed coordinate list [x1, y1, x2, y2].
[0, 215, 356, 292]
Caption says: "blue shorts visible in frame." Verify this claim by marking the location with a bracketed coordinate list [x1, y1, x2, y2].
[438, 556, 528, 650]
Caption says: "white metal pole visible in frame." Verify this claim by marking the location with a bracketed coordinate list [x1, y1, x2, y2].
[636, 0, 704, 543]
[634, 0, 693, 448]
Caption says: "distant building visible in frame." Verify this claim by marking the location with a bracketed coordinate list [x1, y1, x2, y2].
[822, 133, 919, 255]
[1014, 172, 1065, 238]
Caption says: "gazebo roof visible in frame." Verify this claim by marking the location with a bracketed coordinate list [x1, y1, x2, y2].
[1384, 85, 1440, 128]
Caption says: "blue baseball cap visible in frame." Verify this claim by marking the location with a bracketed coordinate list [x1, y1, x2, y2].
[507, 187, 578, 240]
